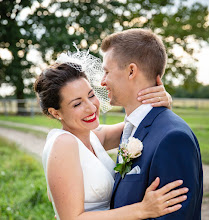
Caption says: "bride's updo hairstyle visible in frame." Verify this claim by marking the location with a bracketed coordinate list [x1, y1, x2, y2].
[34, 63, 87, 118]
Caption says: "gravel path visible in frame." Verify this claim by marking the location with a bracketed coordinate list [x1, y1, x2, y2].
[0, 125, 208, 219]
[0, 120, 51, 133]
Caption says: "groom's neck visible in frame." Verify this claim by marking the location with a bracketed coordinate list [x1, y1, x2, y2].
[124, 82, 155, 116]
[124, 102, 142, 116]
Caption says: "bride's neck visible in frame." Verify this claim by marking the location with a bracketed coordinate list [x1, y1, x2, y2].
[62, 126, 91, 148]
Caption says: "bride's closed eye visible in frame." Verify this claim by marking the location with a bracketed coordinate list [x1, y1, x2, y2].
[73, 94, 95, 108]
[74, 102, 81, 108]
[89, 94, 95, 98]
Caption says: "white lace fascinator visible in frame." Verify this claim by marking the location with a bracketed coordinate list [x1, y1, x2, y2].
[55, 43, 112, 113]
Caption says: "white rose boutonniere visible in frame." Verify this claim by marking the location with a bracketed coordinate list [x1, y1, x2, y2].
[114, 137, 143, 179]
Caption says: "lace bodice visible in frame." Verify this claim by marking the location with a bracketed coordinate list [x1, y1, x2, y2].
[42, 129, 115, 219]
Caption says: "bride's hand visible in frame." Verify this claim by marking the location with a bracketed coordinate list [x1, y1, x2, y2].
[140, 177, 188, 219]
[137, 75, 172, 109]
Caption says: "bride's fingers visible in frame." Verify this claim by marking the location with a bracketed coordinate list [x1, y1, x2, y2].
[161, 204, 182, 216]
[138, 91, 167, 102]
[164, 195, 187, 208]
[151, 101, 169, 107]
[162, 187, 189, 202]
[141, 94, 167, 104]
[138, 85, 165, 97]
[157, 180, 183, 195]
[160, 195, 187, 217]
[146, 177, 160, 192]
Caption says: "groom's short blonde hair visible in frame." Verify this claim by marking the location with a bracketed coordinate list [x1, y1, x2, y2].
[101, 28, 167, 80]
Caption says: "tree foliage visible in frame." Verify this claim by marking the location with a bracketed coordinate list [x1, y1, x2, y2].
[174, 84, 209, 98]
[0, 0, 209, 109]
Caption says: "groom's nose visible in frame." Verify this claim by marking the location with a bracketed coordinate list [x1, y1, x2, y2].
[101, 75, 106, 86]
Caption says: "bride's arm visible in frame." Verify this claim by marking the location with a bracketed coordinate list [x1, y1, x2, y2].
[93, 122, 124, 151]
[48, 134, 187, 220]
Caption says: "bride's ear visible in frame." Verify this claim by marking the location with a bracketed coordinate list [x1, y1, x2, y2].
[48, 107, 61, 120]
[128, 63, 138, 80]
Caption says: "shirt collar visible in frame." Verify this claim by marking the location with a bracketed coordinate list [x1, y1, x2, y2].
[125, 104, 153, 128]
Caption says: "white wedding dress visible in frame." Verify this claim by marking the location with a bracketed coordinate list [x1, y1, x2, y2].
[42, 129, 115, 220]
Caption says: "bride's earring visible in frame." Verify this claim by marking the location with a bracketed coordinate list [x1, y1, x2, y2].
[58, 117, 62, 121]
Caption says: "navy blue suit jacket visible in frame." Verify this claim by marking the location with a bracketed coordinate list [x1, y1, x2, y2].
[111, 107, 203, 219]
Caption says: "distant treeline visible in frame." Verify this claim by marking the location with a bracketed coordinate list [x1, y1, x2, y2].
[172, 84, 209, 98]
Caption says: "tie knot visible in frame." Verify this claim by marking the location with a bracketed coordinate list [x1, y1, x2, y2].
[122, 121, 134, 143]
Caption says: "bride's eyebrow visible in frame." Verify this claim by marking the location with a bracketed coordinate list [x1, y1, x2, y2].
[68, 89, 94, 105]
[68, 97, 81, 105]
[88, 89, 93, 94]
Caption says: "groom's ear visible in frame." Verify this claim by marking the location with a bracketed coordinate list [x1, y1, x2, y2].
[128, 63, 138, 80]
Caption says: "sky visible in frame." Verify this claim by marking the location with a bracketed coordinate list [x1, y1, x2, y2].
[192, 0, 209, 84]
[0, 0, 209, 97]
[174, 0, 209, 85]
[196, 46, 209, 85]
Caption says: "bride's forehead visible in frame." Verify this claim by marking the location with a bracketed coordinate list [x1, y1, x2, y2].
[66, 78, 90, 89]
[61, 78, 92, 95]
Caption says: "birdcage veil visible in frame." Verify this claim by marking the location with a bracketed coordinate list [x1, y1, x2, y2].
[55, 43, 112, 113]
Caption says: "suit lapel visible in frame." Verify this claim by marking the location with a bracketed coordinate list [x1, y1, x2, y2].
[112, 107, 167, 197]
[133, 106, 167, 139]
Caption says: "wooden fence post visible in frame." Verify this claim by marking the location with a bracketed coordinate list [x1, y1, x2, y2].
[3, 100, 8, 116]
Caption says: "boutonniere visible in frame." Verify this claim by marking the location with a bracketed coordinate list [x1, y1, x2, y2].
[114, 137, 143, 179]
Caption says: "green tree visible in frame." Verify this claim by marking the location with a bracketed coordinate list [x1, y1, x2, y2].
[0, 0, 40, 114]
[0, 0, 209, 114]
[174, 84, 209, 98]
[197, 85, 209, 98]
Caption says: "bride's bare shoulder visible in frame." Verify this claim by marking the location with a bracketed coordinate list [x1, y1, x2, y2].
[50, 133, 79, 161]
[54, 133, 77, 146]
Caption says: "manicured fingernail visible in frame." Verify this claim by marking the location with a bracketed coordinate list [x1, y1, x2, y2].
[138, 92, 142, 96]
[178, 180, 183, 184]
[138, 97, 142, 101]
[183, 195, 187, 199]
[184, 188, 189, 192]
[142, 100, 146, 103]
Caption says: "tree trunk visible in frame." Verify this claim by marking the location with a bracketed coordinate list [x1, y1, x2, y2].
[16, 80, 26, 116]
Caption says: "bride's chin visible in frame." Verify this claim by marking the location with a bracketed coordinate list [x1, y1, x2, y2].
[92, 120, 100, 129]
[93, 120, 100, 127]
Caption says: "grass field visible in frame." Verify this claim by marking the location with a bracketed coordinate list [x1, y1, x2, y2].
[0, 107, 208, 164]
[0, 137, 54, 219]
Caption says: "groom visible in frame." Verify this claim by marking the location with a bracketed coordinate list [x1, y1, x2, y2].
[101, 29, 203, 219]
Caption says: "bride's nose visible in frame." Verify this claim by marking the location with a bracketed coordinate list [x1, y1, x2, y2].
[86, 100, 97, 112]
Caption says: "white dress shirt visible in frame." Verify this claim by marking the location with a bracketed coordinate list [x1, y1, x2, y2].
[119, 104, 153, 164]
[124, 104, 153, 137]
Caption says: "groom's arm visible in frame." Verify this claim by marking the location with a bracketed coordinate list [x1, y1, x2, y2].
[149, 130, 203, 220]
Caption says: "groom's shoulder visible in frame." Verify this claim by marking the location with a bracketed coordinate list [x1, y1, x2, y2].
[152, 108, 199, 147]
[157, 107, 186, 123]
[154, 108, 192, 133]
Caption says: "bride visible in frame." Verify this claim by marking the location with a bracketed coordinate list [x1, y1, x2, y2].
[34, 51, 188, 220]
